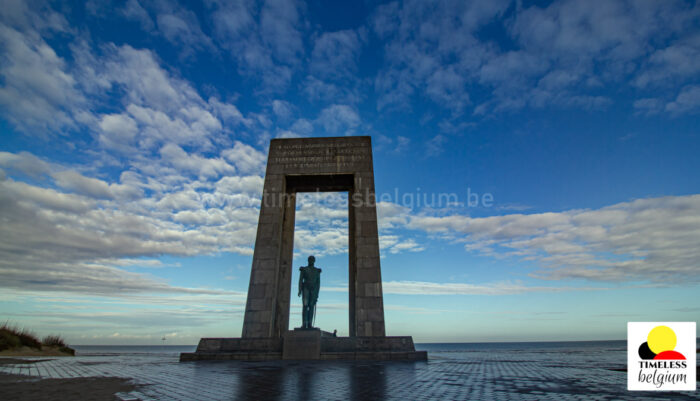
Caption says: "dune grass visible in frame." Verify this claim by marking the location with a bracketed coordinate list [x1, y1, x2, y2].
[0, 322, 41, 351]
[41, 335, 67, 347]
[0, 322, 74, 355]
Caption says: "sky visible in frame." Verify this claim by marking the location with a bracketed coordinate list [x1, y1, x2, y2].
[0, 0, 699, 345]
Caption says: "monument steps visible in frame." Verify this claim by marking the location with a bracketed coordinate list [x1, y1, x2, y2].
[179, 351, 427, 361]
[180, 334, 427, 361]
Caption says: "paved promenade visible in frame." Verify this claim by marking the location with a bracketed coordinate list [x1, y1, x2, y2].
[1, 346, 698, 400]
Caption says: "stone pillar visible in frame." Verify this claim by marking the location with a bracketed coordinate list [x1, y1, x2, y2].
[348, 192, 357, 337]
[273, 191, 295, 338]
[241, 173, 287, 338]
[350, 172, 386, 337]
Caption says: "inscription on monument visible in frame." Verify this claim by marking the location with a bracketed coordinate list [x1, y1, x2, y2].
[270, 141, 370, 171]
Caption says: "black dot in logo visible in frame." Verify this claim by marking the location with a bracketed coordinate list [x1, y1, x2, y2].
[638, 341, 656, 360]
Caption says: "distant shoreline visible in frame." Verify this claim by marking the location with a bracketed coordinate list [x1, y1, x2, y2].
[70, 339, 633, 347]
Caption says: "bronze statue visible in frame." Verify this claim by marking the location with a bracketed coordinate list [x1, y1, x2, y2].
[298, 255, 322, 329]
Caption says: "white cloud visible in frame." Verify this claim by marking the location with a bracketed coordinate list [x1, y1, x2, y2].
[316, 104, 360, 134]
[302, 75, 362, 104]
[387, 239, 424, 254]
[0, 151, 51, 177]
[105, 45, 190, 112]
[292, 193, 348, 256]
[370, 1, 400, 39]
[52, 170, 142, 200]
[260, 0, 304, 65]
[409, 194, 700, 283]
[294, 228, 348, 257]
[0, 259, 241, 295]
[376, 201, 410, 229]
[271, 99, 293, 120]
[208, 97, 251, 127]
[479, 51, 548, 85]
[323, 280, 604, 295]
[373, 1, 508, 113]
[395, 136, 410, 152]
[209, 0, 306, 92]
[214, 175, 264, 198]
[425, 134, 447, 156]
[665, 85, 700, 115]
[1, 0, 698, 304]
[503, 0, 696, 113]
[64, 44, 239, 154]
[221, 141, 267, 175]
[154, 6, 215, 57]
[0, 145, 266, 296]
[310, 29, 363, 80]
[122, 0, 154, 31]
[159, 143, 235, 179]
[374, 135, 410, 154]
[426, 66, 470, 111]
[173, 209, 227, 226]
[373, 0, 699, 117]
[154, 187, 203, 211]
[635, 35, 700, 88]
[98, 113, 138, 150]
[290, 118, 313, 135]
[97, 258, 177, 269]
[0, 24, 81, 133]
[296, 193, 347, 223]
[2, 179, 94, 213]
[381, 280, 604, 295]
[0, 289, 246, 345]
[275, 130, 299, 139]
[1, 20, 244, 152]
[288, 194, 424, 258]
[0, 0, 70, 34]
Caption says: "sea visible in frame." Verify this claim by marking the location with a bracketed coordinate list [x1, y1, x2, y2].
[72, 339, 630, 357]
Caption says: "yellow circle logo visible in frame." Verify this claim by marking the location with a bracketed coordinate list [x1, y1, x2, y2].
[638, 325, 686, 360]
[647, 325, 676, 354]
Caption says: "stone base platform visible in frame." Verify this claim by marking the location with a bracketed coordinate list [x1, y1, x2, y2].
[180, 332, 427, 361]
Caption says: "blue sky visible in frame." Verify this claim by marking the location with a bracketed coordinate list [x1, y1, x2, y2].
[1, 0, 699, 345]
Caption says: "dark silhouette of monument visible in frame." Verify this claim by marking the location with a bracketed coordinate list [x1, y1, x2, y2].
[298, 255, 321, 329]
[181, 136, 426, 361]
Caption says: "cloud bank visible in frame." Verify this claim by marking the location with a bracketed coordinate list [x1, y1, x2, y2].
[409, 195, 700, 283]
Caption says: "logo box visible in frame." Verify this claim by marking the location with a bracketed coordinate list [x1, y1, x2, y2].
[627, 322, 696, 391]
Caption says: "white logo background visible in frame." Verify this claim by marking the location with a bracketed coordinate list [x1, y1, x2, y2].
[628, 322, 696, 391]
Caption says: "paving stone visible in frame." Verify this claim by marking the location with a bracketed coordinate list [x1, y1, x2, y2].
[1, 345, 698, 400]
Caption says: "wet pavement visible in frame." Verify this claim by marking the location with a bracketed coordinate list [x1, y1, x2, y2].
[1, 344, 698, 400]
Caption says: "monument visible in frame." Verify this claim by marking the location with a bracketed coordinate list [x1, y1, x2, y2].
[180, 136, 426, 361]
[298, 255, 321, 329]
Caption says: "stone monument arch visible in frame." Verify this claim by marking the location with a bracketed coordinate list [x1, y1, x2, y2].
[181, 137, 425, 361]
[242, 136, 385, 339]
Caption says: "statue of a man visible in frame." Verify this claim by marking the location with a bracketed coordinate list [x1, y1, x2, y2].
[298, 255, 322, 329]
